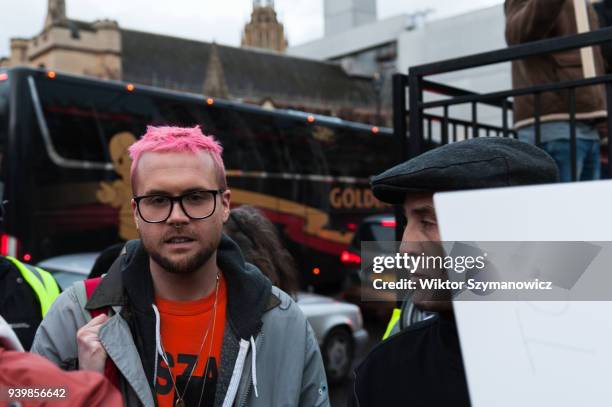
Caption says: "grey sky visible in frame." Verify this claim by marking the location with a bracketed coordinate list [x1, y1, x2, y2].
[1, 0, 503, 58]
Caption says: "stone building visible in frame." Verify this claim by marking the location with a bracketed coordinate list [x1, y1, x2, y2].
[0, 0, 389, 125]
[241, 0, 288, 53]
[0, 0, 121, 80]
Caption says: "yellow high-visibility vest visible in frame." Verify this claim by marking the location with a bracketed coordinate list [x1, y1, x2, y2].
[382, 308, 402, 340]
[6, 256, 60, 316]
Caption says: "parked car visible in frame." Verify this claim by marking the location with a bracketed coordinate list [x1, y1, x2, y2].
[38, 252, 100, 290]
[296, 292, 368, 383]
[38, 252, 368, 384]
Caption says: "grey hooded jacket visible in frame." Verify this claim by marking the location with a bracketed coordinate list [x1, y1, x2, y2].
[31, 237, 330, 407]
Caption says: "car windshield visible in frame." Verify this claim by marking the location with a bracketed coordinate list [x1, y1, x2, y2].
[349, 218, 396, 252]
[51, 271, 88, 290]
[366, 223, 395, 241]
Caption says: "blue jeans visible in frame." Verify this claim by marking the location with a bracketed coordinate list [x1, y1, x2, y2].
[541, 139, 600, 182]
[518, 122, 601, 182]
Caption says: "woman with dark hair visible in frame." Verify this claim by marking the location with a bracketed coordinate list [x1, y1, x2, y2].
[224, 205, 299, 296]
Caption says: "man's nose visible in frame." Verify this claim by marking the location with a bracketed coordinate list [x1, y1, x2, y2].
[166, 200, 190, 224]
[401, 221, 421, 243]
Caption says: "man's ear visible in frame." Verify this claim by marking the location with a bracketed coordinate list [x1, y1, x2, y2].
[221, 190, 231, 222]
[131, 199, 139, 229]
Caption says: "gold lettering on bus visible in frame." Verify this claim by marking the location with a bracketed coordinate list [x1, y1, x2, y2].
[329, 187, 386, 209]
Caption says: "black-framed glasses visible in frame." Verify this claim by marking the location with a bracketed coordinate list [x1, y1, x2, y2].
[133, 189, 224, 223]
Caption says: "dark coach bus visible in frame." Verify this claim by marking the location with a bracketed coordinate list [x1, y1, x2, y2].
[0, 67, 397, 289]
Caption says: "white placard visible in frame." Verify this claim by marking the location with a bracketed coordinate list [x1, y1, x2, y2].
[434, 180, 612, 406]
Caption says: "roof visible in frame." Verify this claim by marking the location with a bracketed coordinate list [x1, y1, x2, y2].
[120, 29, 379, 110]
[288, 14, 412, 60]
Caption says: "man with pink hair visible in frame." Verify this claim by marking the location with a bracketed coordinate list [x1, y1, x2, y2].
[32, 126, 329, 407]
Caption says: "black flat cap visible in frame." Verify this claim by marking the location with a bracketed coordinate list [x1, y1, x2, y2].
[372, 138, 559, 204]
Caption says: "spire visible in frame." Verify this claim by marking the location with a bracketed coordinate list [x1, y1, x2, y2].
[241, 0, 288, 52]
[203, 42, 229, 99]
[45, 0, 67, 28]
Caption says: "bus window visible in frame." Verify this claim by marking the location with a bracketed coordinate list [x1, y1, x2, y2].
[34, 77, 155, 163]
[281, 120, 330, 175]
[281, 122, 396, 178]
[203, 106, 284, 173]
[320, 125, 396, 178]
[151, 98, 209, 129]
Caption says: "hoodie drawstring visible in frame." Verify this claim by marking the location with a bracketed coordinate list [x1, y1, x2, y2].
[222, 339, 249, 407]
[250, 336, 259, 398]
[152, 304, 165, 388]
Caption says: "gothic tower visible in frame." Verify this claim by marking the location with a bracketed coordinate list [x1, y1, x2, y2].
[241, 0, 288, 53]
[45, 0, 67, 29]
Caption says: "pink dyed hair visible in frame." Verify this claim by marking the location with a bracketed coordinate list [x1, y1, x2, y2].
[128, 126, 227, 193]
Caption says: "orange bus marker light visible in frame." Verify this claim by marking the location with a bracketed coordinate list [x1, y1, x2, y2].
[126, 83, 135, 92]
[207, 98, 214, 105]
[313, 267, 321, 275]
[47, 71, 57, 79]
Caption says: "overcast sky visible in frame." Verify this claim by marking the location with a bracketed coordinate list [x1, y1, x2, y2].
[1, 0, 503, 57]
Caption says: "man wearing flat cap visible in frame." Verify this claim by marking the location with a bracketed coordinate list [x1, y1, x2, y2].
[349, 137, 558, 407]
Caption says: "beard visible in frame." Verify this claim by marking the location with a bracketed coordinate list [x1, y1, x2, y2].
[141, 230, 220, 275]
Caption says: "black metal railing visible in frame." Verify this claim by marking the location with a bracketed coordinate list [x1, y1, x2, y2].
[394, 26, 612, 181]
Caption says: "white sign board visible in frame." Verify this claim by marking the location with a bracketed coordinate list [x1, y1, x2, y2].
[434, 180, 612, 406]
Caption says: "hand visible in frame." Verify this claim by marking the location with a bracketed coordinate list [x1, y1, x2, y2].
[77, 314, 109, 373]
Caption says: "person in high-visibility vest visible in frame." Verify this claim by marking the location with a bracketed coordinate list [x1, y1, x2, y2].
[0, 192, 60, 349]
[0, 255, 61, 350]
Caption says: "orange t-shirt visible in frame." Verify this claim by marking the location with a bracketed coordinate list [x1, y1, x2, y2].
[155, 275, 227, 407]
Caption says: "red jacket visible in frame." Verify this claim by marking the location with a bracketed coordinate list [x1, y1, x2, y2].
[0, 348, 122, 407]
